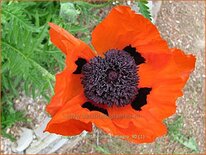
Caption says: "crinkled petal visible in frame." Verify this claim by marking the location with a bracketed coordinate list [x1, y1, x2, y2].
[45, 119, 92, 136]
[107, 104, 167, 143]
[46, 93, 166, 143]
[46, 68, 83, 116]
[92, 5, 170, 67]
[45, 93, 92, 135]
[143, 48, 196, 119]
[49, 23, 95, 72]
[113, 121, 167, 143]
[46, 93, 119, 136]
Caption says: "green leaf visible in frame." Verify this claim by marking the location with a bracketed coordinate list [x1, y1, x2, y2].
[137, 0, 152, 21]
[2, 41, 55, 81]
[182, 137, 199, 152]
[1, 130, 16, 142]
[95, 146, 110, 154]
[74, 1, 111, 8]
[167, 116, 199, 152]
[2, 7, 37, 31]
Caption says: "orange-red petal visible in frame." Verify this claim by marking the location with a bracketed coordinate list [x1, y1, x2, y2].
[46, 68, 83, 116]
[46, 92, 166, 143]
[107, 103, 167, 143]
[138, 63, 160, 88]
[45, 119, 92, 136]
[92, 5, 170, 68]
[113, 120, 167, 143]
[139, 48, 195, 120]
[46, 93, 120, 135]
[49, 23, 95, 72]
[45, 93, 92, 135]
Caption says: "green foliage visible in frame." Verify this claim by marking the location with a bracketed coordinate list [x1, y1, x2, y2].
[95, 145, 111, 154]
[1, 101, 27, 141]
[137, 0, 152, 21]
[2, 1, 57, 140]
[1, 0, 110, 140]
[167, 116, 199, 153]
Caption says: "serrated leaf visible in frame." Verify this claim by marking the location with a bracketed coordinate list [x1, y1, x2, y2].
[95, 146, 110, 154]
[137, 0, 152, 21]
[167, 116, 199, 152]
[182, 137, 199, 152]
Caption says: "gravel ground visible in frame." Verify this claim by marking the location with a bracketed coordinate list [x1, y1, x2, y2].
[156, 1, 205, 153]
[1, 95, 47, 154]
[1, 1, 205, 154]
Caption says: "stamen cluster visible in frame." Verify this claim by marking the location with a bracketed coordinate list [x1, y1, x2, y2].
[82, 49, 138, 106]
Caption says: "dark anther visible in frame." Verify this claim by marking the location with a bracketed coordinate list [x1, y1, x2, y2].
[82, 102, 108, 116]
[123, 45, 145, 65]
[131, 88, 152, 111]
[73, 58, 87, 74]
[107, 70, 118, 81]
[82, 50, 138, 107]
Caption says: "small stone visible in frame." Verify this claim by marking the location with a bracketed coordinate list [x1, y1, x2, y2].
[26, 134, 61, 154]
[12, 128, 33, 152]
[34, 117, 51, 139]
[47, 138, 68, 154]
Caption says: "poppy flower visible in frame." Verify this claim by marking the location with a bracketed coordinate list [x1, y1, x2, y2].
[45, 5, 196, 143]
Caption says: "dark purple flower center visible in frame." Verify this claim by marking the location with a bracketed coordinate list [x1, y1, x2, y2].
[107, 70, 118, 81]
[81, 49, 138, 107]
